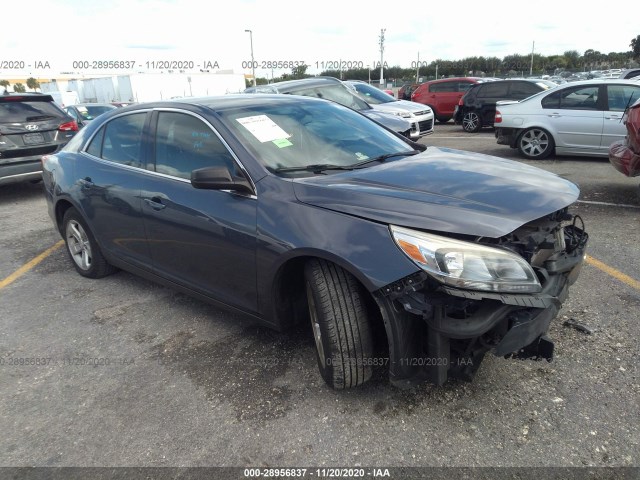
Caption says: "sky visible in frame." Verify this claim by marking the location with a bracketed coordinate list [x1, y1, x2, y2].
[1, 0, 637, 78]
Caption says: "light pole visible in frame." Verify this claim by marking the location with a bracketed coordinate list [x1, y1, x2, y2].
[379, 28, 386, 86]
[245, 29, 256, 87]
[367, 65, 370, 84]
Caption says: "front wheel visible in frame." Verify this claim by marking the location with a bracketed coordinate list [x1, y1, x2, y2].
[304, 259, 373, 389]
[62, 208, 117, 278]
[517, 127, 555, 159]
[462, 110, 482, 132]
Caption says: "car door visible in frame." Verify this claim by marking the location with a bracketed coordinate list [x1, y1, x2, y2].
[540, 84, 604, 152]
[140, 109, 258, 312]
[601, 83, 640, 150]
[77, 111, 152, 269]
[428, 81, 463, 118]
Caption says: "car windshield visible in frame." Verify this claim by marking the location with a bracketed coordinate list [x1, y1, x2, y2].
[352, 84, 396, 105]
[76, 105, 115, 120]
[219, 100, 414, 173]
[286, 84, 371, 111]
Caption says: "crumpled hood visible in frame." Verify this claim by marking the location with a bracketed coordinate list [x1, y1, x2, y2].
[292, 147, 580, 238]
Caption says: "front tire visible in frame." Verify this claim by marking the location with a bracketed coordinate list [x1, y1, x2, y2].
[517, 127, 554, 159]
[462, 110, 482, 132]
[304, 259, 373, 389]
[62, 208, 117, 278]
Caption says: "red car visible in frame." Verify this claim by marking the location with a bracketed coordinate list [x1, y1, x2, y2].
[609, 98, 640, 177]
[411, 77, 484, 123]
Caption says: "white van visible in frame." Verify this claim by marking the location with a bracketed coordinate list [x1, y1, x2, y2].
[47, 91, 80, 108]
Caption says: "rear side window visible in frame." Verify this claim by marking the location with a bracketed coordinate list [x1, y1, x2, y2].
[508, 82, 542, 97]
[0, 99, 66, 123]
[154, 112, 236, 180]
[429, 82, 457, 93]
[85, 113, 146, 168]
[457, 82, 475, 92]
[542, 86, 599, 110]
[476, 83, 509, 98]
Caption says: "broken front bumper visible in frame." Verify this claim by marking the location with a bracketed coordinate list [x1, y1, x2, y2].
[376, 223, 588, 388]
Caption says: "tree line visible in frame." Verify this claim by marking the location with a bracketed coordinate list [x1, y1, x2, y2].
[254, 36, 640, 85]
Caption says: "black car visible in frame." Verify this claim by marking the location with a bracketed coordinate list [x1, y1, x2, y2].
[0, 93, 78, 185]
[42, 95, 588, 390]
[453, 79, 555, 132]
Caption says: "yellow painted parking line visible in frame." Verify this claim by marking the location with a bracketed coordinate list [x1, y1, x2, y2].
[0, 240, 64, 290]
[586, 255, 640, 292]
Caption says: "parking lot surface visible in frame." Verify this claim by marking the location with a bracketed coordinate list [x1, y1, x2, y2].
[1, 124, 638, 469]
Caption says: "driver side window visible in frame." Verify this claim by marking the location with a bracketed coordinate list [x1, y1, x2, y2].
[154, 112, 236, 180]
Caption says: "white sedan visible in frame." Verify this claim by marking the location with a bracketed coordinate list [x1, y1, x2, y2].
[495, 79, 640, 159]
[345, 80, 435, 139]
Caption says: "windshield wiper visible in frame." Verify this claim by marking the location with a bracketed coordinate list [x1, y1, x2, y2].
[350, 149, 421, 168]
[275, 164, 356, 173]
[275, 150, 421, 174]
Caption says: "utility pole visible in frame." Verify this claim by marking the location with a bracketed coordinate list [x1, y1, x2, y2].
[416, 52, 420, 83]
[379, 28, 386, 86]
[530, 41, 535, 76]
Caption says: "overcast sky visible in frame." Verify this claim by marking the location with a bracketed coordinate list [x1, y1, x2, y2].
[2, 0, 637, 77]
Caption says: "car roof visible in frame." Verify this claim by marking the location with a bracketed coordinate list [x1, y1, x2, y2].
[113, 94, 334, 113]
[73, 103, 118, 107]
[246, 76, 345, 94]
[422, 77, 484, 85]
[552, 78, 640, 87]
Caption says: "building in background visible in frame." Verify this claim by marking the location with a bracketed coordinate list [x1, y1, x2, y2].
[37, 72, 246, 104]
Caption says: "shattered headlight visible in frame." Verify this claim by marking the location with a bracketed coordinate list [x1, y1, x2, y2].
[390, 225, 541, 293]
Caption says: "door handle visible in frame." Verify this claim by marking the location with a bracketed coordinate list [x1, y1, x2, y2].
[144, 197, 167, 210]
[605, 115, 622, 121]
[547, 113, 561, 118]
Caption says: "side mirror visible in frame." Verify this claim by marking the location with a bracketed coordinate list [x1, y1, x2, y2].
[190, 166, 253, 194]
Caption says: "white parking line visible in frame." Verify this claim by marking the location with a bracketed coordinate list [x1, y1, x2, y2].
[577, 200, 640, 209]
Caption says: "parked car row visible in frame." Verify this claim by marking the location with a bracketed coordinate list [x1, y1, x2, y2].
[410, 77, 499, 123]
[244, 77, 434, 140]
[452, 79, 556, 132]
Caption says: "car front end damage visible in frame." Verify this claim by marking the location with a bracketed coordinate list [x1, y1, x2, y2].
[374, 207, 588, 387]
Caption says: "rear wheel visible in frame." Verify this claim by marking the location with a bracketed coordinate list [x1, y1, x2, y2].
[62, 208, 117, 278]
[304, 259, 373, 389]
[517, 127, 554, 159]
[462, 110, 482, 132]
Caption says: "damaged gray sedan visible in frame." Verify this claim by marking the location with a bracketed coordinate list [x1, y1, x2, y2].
[42, 94, 588, 389]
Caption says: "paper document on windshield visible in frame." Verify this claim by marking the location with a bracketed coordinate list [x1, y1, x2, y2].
[236, 115, 291, 143]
